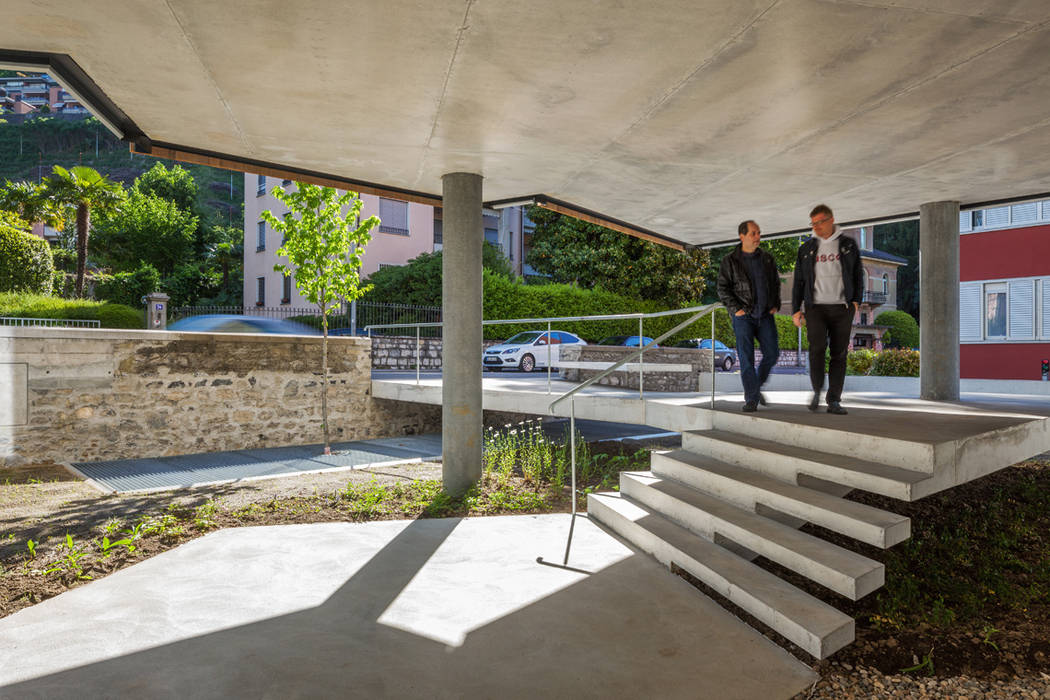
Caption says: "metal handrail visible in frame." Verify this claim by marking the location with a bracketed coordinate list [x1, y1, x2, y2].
[546, 301, 724, 566]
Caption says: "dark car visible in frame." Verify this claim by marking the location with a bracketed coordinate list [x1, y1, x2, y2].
[675, 338, 737, 371]
[167, 314, 321, 335]
[596, 335, 658, 348]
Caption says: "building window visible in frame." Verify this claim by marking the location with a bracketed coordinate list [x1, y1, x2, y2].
[257, 221, 266, 251]
[882, 273, 889, 294]
[257, 174, 266, 196]
[256, 277, 266, 307]
[282, 179, 292, 186]
[281, 275, 292, 304]
[433, 208, 442, 245]
[985, 283, 1007, 338]
[378, 198, 409, 235]
[860, 313, 868, 325]
[484, 227, 499, 247]
[378, 263, 400, 270]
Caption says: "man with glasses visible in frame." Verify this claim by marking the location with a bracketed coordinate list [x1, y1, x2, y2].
[717, 220, 780, 412]
[791, 204, 862, 415]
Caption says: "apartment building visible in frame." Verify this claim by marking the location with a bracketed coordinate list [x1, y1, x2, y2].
[959, 199, 1050, 380]
[0, 73, 86, 115]
[243, 174, 530, 308]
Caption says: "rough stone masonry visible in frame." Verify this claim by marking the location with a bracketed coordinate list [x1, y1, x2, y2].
[0, 328, 440, 467]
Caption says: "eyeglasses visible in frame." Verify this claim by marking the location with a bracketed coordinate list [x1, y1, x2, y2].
[810, 216, 832, 229]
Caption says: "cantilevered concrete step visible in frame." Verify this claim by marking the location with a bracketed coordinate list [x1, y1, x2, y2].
[683, 429, 946, 501]
[588, 491, 854, 659]
[651, 450, 910, 548]
[710, 408, 941, 474]
[619, 471, 884, 600]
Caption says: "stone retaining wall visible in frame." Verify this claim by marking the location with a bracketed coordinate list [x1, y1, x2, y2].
[0, 328, 440, 467]
[557, 345, 714, 391]
[370, 336, 503, 370]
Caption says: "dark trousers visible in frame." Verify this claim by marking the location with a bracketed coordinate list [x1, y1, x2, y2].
[806, 303, 853, 403]
[731, 313, 779, 404]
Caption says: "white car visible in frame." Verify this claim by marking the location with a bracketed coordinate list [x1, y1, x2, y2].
[482, 330, 586, 372]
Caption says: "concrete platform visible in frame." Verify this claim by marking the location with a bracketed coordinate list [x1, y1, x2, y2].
[0, 514, 816, 700]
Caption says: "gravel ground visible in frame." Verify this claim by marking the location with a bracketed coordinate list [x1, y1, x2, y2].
[797, 664, 1050, 699]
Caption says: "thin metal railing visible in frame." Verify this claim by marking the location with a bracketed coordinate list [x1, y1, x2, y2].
[0, 317, 101, 328]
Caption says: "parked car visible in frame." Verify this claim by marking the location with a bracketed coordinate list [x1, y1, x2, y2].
[596, 335, 658, 348]
[482, 330, 586, 372]
[675, 338, 737, 371]
[167, 314, 321, 335]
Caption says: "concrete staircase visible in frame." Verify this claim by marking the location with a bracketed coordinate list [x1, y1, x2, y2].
[587, 411, 949, 660]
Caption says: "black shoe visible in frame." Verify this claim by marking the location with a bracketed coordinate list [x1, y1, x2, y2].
[808, 393, 820, 412]
[826, 402, 848, 415]
[758, 392, 768, 406]
[742, 402, 758, 413]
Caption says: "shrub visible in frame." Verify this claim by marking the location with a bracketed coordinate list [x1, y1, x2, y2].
[774, 314, 808, 351]
[847, 348, 877, 375]
[95, 264, 161, 308]
[0, 226, 54, 295]
[876, 310, 919, 349]
[0, 292, 142, 328]
[871, 348, 920, 377]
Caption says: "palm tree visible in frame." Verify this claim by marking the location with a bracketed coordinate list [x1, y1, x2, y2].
[42, 166, 124, 297]
[0, 180, 67, 231]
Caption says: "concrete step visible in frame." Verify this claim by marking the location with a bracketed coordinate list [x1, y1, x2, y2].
[710, 409, 939, 474]
[651, 450, 910, 548]
[619, 471, 884, 600]
[588, 491, 855, 659]
[683, 429, 943, 501]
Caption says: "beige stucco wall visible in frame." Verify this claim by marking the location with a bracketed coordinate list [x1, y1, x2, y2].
[0, 327, 440, 467]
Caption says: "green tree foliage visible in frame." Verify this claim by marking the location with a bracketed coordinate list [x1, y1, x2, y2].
[134, 162, 198, 213]
[876, 309, 920, 349]
[94, 264, 161, 308]
[0, 219, 54, 294]
[92, 188, 197, 276]
[873, 220, 919, 320]
[524, 206, 711, 307]
[363, 242, 512, 306]
[41, 165, 124, 297]
[163, 262, 222, 307]
[262, 183, 379, 454]
[0, 179, 69, 230]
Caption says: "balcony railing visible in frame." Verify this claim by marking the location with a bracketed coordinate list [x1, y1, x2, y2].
[863, 290, 887, 304]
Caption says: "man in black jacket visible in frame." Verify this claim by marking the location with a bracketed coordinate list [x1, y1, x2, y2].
[791, 204, 863, 415]
[717, 220, 781, 412]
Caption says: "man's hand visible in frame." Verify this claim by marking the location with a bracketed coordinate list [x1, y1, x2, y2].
[792, 311, 804, 327]
[770, 307, 779, 315]
[853, 302, 859, 314]
[735, 310, 746, 317]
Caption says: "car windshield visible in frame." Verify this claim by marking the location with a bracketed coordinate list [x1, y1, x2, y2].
[504, 331, 542, 345]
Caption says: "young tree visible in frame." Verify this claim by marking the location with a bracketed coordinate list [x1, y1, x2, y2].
[261, 184, 379, 454]
[41, 166, 124, 297]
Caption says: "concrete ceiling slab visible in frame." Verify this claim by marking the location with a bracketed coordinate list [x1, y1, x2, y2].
[2, 0, 1049, 245]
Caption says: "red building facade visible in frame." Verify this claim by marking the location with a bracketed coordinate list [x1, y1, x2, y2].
[959, 201, 1050, 380]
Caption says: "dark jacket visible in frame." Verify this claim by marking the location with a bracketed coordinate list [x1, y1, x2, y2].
[716, 245, 782, 317]
[791, 232, 863, 313]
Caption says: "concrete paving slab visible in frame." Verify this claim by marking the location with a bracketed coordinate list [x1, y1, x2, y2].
[0, 514, 816, 700]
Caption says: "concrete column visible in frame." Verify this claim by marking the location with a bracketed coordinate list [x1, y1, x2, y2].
[441, 172, 484, 495]
[919, 201, 960, 401]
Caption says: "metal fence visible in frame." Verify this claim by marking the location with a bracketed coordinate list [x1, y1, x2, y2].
[0, 317, 101, 328]
[169, 302, 442, 335]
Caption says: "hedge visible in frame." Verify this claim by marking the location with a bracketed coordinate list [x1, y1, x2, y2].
[876, 310, 919, 349]
[871, 348, 920, 377]
[0, 227, 54, 295]
[0, 292, 143, 328]
[846, 348, 877, 375]
[95, 264, 161, 308]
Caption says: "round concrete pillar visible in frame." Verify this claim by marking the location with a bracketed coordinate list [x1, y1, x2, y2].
[441, 172, 484, 495]
[919, 200, 960, 401]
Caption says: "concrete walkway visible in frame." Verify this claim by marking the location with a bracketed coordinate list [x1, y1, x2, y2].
[0, 514, 816, 699]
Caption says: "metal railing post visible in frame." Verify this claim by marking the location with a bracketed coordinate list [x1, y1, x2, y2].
[562, 396, 578, 566]
[797, 323, 803, 367]
[416, 326, 421, 385]
[638, 317, 644, 400]
[547, 321, 552, 394]
[710, 309, 716, 408]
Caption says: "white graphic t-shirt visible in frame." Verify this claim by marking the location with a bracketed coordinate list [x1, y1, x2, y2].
[813, 227, 845, 304]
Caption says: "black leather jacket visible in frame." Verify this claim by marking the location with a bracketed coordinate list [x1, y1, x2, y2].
[791, 233, 863, 313]
[716, 246, 782, 317]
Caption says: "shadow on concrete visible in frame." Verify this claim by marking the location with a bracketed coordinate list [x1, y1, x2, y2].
[0, 516, 815, 699]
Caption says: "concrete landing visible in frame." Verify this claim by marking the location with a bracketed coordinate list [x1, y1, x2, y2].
[0, 514, 816, 700]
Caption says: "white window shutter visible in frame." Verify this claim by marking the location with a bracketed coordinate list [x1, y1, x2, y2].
[1008, 280, 1035, 339]
[1011, 203, 1038, 225]
[1042, 201, 1050, 222]
[1042, 279, 1050, 338]
[959, 212, 972, 232]
[984, 206, 1009, 228]
[959, 283, 982, 341]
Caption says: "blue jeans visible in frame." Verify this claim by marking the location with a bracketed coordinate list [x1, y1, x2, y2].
[731, 314, 780, 404]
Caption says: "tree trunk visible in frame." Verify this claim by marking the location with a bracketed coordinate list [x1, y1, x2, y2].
[74, 202, 89, 297]
[321, 303, 330, 455]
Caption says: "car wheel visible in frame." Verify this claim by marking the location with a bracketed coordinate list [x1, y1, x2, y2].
[722, 356, 734, 371]
[519, 354, 535, 372]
